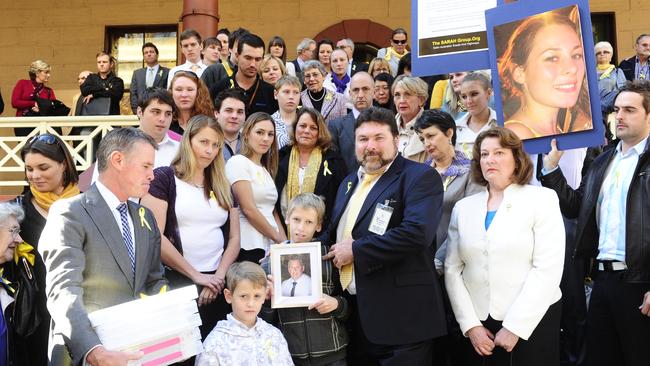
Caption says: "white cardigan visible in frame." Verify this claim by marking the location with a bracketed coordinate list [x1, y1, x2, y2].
[444, 184, 565, 340]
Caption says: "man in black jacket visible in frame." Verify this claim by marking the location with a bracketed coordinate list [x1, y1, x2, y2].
[540, 80, 650, 366]
[209, 33, 277, 115]
[80, 52, 125, 115]
[619, 34, 650, 81]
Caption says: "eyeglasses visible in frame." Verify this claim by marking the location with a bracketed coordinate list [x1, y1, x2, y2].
[392, 39, 408, 45]
[28, 134, 57, 145]
[595, 51, 611, 56]
[5, 226, 20, 239]
[303, 72, 322, 80]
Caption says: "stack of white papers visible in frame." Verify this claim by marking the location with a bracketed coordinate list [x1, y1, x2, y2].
[88, 286, 203, 366]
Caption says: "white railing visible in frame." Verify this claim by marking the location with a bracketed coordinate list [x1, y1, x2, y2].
[0, 116, 139, 187]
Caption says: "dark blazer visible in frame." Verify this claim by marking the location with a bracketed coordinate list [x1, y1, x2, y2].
[540, 140, 650, 283]
[275, 145, 348, 234]
[618, 56, 636, 81]
[326, 154, 447, 344]
[351, 60, 368, 76]
[129, 66, 170, 113]
[328, 112, 358, 172]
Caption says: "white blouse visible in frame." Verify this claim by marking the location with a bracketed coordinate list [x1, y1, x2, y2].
[226, 155, 279, 252]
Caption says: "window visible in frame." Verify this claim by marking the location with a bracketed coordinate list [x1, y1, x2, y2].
[591, 13, 618, 64]
[106, 25, 178, 89]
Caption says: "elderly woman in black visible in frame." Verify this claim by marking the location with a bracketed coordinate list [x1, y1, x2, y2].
[275, 107, 347, 234]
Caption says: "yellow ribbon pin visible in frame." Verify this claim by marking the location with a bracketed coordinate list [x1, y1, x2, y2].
[139, 207, 152, 231]
[210, 191, 217, 202]
[325, 93, 333, 102]
[139, 284, 168, 299]
[323, 161, 332, 176]
[14, 242, 35, 266]
[229, 79, 235, 88]
[346, 181, 352, 194]
[0, 268, 15, 294]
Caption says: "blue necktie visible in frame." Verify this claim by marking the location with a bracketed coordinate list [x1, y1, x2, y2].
[117, 203, 136, 275]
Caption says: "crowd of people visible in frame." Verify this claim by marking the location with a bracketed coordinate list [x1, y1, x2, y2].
[0, 24, 649, 366]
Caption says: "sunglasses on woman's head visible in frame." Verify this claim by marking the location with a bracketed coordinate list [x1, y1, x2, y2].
[29, 134, 57, 145]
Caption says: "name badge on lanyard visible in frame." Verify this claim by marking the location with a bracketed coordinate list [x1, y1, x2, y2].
[368, 202, 394, 235]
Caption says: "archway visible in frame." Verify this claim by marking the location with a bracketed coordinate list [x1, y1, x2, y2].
[313, 19, 394, 64]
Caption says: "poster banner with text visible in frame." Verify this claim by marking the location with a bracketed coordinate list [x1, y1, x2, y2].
[486, 0, 604, 154]
[412, 0, 497, 76]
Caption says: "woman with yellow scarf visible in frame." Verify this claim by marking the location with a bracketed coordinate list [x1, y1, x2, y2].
[13, 133, 79, 365]
[275, 107, 347, 235]
[376, 28, 409, 76]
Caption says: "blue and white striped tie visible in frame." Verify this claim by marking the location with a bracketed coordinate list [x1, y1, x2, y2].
[117, 203, 136, 275]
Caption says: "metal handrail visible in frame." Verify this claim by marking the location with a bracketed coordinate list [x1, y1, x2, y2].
[0, 116, 139, 187]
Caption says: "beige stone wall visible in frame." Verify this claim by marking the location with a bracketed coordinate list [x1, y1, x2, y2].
[0, 0, 182, 117]
[590, 0, 650, 61]
[0, 0, 647, 118]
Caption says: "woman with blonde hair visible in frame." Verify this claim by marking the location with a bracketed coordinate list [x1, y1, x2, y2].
[260, 55, 287, 85]
[499, 8, 592, 139]
[393, 75, 429, 162]
[142, 115, 240, 339]
[226, 112, 286, 263]
[11, 60, 58, 136]
[368, 57, 392, 77]
[168, 71, 214, 135]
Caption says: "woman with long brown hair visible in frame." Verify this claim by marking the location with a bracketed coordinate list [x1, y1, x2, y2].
[498, 7, 592, 139]
[168, 71, 214, 135]
[226, 112, 286, 263]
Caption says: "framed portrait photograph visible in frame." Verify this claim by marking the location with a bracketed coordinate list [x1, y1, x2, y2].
[486, 0, 604, 154]
[270, 242, 323, 309]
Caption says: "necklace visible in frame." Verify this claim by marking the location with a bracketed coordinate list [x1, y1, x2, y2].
[307, 89, 325, 102]
[224, 136, 238, 144]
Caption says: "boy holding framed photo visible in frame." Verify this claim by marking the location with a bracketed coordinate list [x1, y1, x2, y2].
[265, 193, 349, 366]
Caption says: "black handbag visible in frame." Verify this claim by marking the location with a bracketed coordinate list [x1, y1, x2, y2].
[35, 97, 70, 116]
[80, 96, 111, 116]
[12, 256, 42, 337]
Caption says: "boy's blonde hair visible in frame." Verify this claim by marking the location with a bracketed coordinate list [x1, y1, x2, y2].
[287, 193, 325, 224]
[226, 262, 267, 292]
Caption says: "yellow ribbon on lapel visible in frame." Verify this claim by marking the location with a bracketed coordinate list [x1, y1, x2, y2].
[323, 161, 332, 176]
[210, 191, 217, 202]
[346, 181, 352, 194]
[139, 207, 152, 231]
[139, 284, 168, 299]
[229, 79, 235, 88]
[0, 268, 15, 294]
[14, 242, 35, 266]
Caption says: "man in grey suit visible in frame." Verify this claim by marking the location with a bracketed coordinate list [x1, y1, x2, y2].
[328, 72, 375, 172]
[129, 42, 170, 113]
[39, 128, 167, 366]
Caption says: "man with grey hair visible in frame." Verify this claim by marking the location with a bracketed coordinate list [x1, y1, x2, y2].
[336, 38, 368, 76]
[286, 38, 316, 81]
[619, 34, 650, 81]
[39, 128, 167, 366]
[328, 72, 375, 171]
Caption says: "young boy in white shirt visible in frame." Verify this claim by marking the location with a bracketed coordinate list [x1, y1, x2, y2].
[195, 262, 294, 366]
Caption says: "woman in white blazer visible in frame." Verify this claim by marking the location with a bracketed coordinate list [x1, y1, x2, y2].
[445, 127, 565, 366]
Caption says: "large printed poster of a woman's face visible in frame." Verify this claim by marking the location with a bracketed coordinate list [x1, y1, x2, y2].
[495, 5, 592, 140]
